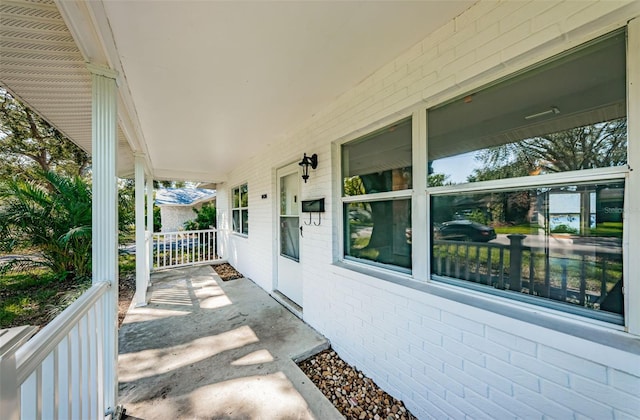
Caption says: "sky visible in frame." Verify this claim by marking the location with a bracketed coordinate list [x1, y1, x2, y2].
[430, 150, 482, 184]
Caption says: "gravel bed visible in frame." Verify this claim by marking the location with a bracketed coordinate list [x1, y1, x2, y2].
[212, 262, 244, 281]
[299, 349, 417, 420]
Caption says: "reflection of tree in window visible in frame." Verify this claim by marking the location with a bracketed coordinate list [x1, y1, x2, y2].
[468, 119, 627, 182]
[359, 169, 409, 254]
[342, 118, 412, 270]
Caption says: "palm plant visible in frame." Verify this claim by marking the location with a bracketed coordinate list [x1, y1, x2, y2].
[0, 171, 92, 280]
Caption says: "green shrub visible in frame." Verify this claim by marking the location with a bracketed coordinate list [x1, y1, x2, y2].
[0, 171, 92, 280]
[184, 202, 216, 230]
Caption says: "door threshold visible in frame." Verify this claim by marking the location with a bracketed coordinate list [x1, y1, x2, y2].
[272, 291, 303, 319]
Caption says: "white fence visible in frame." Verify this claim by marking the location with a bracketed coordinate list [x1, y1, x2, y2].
[153, 229, 220, 270]
[0, 282, 110, 420]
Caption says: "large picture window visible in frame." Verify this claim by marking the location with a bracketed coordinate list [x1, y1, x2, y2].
[427, 29, 627, 322]
[232, 183, 248, 235]
[428, 30, 626, 186]
[342, 118, 412, 271]
[431, 181, 624, 318]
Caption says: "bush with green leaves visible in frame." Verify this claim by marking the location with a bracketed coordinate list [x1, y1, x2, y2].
[184, 202, 216, 230]
[0, 171, 92, 281]
[551, 224, 578, 234]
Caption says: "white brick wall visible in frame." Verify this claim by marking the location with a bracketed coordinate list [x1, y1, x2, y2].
[218, 1, 640, 417]
[159, 203, 208, 232]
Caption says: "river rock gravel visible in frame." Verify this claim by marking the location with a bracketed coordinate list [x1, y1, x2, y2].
[298, 349, 417, 420]
[212, 263, 244, 281]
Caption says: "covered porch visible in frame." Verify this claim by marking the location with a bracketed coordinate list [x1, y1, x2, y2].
[118, 265, 337, 419]
[2, 0, 640, 418]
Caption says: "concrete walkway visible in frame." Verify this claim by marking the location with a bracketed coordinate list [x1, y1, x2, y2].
[118, 265, 342, 419]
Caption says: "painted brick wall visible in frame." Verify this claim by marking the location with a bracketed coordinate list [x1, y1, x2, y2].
[218, 1, 640, 417]
[159, 203, 207, 232]
[323, 266, 640, 419]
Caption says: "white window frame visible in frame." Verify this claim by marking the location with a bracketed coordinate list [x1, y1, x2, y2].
[231, 183, 248, 236]
[338, 115, 416, 275]
[333, 21, 640, 336]
[425, 27, 636, 330]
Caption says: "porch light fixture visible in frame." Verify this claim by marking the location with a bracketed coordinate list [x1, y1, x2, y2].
[525, 106, 560, 120]
[298, 153, 318, 183]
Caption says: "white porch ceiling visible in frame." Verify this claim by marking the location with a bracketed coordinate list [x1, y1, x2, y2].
[0, 0, 135, 176]
[2, 0, 476, 182]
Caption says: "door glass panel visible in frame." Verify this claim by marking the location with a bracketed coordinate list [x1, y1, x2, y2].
[280, 172, 299, 261]
[280, 173, 299, 216]
[280, 216, 299, 260]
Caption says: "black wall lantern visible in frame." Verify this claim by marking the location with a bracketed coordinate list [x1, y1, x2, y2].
[298, 153, 318, 183]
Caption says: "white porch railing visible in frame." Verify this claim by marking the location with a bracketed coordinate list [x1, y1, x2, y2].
[0, 282, 110, 420]
[153, 229, 220, 270]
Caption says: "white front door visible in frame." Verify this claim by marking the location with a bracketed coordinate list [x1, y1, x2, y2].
[276, 163, 302, 306]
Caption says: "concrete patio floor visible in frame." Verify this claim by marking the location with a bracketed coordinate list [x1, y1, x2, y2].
[118, 265, 342, 419]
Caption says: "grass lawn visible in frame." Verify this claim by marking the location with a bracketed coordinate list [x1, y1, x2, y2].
[1, 253, 137, 330]
[494, 224, 538, 235]
[0, 269, 90, 329]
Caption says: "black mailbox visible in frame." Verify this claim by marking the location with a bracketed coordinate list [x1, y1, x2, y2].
[301, 198, 325, 213]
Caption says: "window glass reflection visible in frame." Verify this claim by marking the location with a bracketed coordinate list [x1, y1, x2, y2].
[431, 181, 624, 315]
[428, 31, 626, 186]
[345, 199, 411, 269]
[343, 118, 412, 196]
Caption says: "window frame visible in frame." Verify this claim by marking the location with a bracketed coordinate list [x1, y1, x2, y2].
[425, 28, 632, 327]
[427, 173, 627, 325]
[333, 23, 639, 334]
[337, 115, 416, 275]
[231, 183, 249, 236]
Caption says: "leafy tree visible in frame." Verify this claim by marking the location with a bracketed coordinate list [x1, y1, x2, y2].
[0, 171, 92, 280]
[343, 176, 365, 196]
[427, 173, 450, 187]
[0, 88, 90, 180]
[153, 180, 185, 189]
[154, 204, 162, 232]
[469, 119, 627, 182]
[117, 179, 162, 240]
[117, 179, 136, 242]
[466, 119, 627, 228]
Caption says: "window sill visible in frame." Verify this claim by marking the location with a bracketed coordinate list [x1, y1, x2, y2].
[332, 261, 640, 357]
[231, 232, 248, 238]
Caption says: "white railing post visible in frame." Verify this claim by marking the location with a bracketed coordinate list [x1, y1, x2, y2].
[9, 283, 110, 419]
[88, 63, 119, 416]
[0, 327, 37, 420]
[146, 177, 154, 286]
[151, 229, 221, 270]
[135, 155, 148, 307]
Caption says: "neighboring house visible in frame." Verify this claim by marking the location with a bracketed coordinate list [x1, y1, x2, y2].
[2, 1, 639, 418]
[155, 188, 216, 232]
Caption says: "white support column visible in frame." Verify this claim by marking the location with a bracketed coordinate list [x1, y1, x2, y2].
[147, 176, 154, 276]
[134, 155, 147, 307]
[626, 18, 640, 335]
[88, 63, 119, 416]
